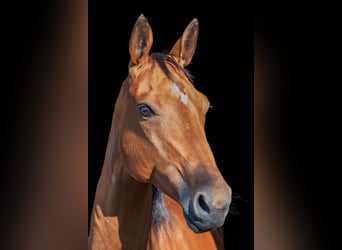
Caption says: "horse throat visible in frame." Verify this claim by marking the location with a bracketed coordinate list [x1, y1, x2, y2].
[152, 186, 171, 235]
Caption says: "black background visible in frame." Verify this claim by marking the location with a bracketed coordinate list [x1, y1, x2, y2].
[89, 4, 253, 250]
[1, 2, 340, 249]
[254, 8, 341, 249]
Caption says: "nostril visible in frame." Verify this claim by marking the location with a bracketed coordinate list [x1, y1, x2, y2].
[198, 194, 210, 214]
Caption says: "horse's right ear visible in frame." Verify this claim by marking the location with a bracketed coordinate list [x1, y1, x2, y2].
[129, 14, 153, 65]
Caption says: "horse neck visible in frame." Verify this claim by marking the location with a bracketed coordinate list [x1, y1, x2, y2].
[89, 79, 153, 249]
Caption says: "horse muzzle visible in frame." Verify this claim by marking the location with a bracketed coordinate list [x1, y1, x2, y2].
[181, 183, 232, 233]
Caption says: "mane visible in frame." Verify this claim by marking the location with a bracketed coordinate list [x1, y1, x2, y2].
[150, 52, 194, 83]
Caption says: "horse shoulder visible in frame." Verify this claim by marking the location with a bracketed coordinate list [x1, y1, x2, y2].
[88, 205, 121, 250]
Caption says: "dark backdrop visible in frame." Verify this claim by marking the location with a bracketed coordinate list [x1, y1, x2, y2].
[89, 4, 253, 249]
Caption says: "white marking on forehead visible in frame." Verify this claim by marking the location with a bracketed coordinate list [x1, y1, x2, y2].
[171, 84, 188, 105]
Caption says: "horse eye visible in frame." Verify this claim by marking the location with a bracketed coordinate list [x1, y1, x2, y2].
[137, 104, 154, 119]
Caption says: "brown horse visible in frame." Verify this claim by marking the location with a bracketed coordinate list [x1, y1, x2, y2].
[88, 14, 232, 250]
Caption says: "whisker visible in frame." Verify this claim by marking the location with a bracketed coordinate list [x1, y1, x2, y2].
[228, 192, 248, 216]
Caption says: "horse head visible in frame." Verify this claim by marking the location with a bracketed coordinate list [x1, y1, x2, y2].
[119, 14, 232, 233]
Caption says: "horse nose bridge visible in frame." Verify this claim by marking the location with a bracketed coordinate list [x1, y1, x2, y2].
[183, 146, 218, 173]
[182, 127, 215, 160]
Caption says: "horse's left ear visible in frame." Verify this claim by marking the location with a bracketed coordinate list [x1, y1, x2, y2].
[129, 14, 153, 65]
[169, 18, 199, 67]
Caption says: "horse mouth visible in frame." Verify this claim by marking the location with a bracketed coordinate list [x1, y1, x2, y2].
[183, 212, 203, 233]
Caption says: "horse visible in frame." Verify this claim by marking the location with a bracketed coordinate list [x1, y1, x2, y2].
[88, 14, 232, 250]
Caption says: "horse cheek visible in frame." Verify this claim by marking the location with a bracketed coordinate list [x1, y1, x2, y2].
[120, 130, 157, 183]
